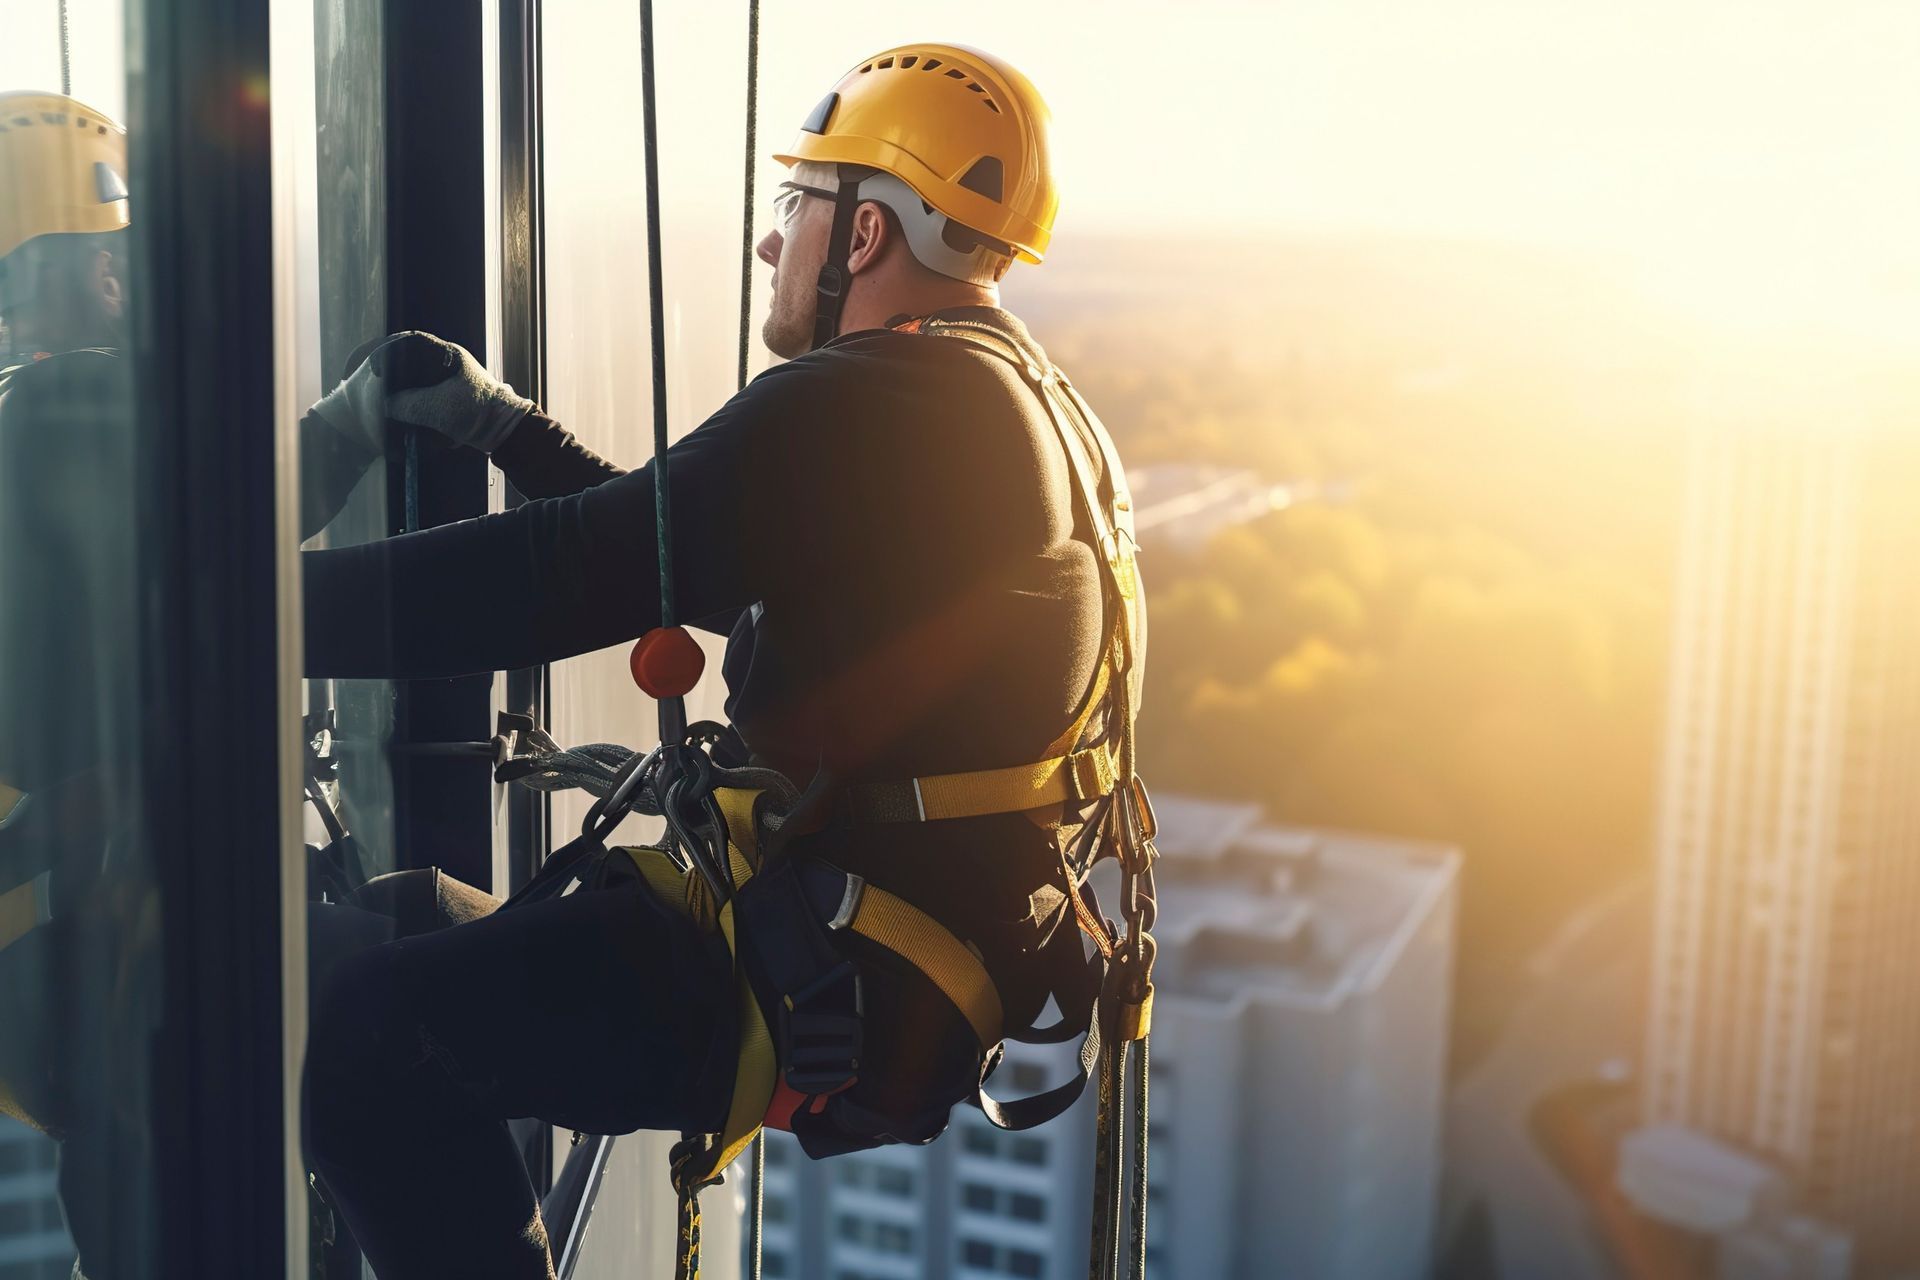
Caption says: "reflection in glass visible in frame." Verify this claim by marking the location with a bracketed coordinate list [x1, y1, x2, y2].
[0, 74, 155, 1275]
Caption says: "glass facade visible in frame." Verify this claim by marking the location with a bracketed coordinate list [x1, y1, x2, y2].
[3, 5, 1048, 1279]
[1, 10, 168, 1276]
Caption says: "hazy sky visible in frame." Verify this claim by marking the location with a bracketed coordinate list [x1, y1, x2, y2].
[7, 0, 1916, 329]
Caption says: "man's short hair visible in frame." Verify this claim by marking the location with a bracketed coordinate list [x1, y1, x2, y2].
[0, 230, 123, 316]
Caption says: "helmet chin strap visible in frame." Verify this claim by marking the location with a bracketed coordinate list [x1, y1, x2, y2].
[810, 165, 872, 352]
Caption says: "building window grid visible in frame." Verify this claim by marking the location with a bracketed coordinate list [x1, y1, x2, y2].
[958, 1180, 1048, 1224]
[960, 1236, 1048, 1278]
[833, 1212, 917, 1257]
[833, 1158, 916, 1198]
[958, 1121, 1051, 1169]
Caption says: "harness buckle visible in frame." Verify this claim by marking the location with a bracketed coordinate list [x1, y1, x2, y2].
[780, 959, 864, 1096]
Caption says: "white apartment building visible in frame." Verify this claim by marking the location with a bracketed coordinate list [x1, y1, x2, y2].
[754, 794, 1459, 1280]
[1642, 415, 1920, 1272]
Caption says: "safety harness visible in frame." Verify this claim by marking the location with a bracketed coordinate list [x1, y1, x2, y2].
[492, 311, 1157, 1280]
[504, 6, 1155, 1274]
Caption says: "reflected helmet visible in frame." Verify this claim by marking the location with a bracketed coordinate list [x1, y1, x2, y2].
[0, 92, 129, 262]
[774, 44, 1058, 267]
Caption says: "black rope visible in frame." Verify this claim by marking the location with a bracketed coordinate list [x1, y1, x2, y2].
[58, 0, 71, 96]
[736, 0, 761, 392]
[1128, 1036, 1150, 1280]
[746, 1136, 765, 1280]
[1087, 1034, 1127, 1278]
[740, 10, 766, 1277]
[637, 0, 675, 630]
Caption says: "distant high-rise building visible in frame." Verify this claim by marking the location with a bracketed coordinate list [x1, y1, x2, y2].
[755, 796, 1458, 1280]
[1643, 419, 1920, 1270]
[0, 1118, 72, 1278]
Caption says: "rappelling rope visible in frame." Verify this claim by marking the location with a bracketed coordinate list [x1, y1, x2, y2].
[636, 0, 731, 1272]
[737, 0, 761, 393]
[638, 0, 675, 630]
[58, 0, 71, 97]
[736, 2, 767, 1272]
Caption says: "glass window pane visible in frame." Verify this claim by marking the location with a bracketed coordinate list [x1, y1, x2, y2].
[1, 14, 151, 1275]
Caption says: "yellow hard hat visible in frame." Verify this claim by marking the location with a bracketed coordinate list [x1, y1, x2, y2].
[0, 91, 130, 263]
[773, 44, 1057, 265]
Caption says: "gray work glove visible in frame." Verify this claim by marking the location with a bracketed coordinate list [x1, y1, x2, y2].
[308, 331, 533, 456]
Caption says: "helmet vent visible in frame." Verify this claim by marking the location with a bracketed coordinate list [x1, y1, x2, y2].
[959, 157, 1004, 203]
[853, 55, 1001, 112]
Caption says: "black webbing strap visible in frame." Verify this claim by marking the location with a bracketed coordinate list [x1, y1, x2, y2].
[976, 971, 1107, 1132]
[810, 168, 867, 351]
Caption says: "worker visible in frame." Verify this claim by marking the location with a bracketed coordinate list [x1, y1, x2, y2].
[296, 43, 1146, 1279]
[0, 90, 500, 1278]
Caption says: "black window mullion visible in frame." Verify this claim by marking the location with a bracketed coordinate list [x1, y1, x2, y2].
[133, 0, 288, 1271]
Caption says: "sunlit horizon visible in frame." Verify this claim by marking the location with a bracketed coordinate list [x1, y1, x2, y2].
[9, 0, 1917, 345]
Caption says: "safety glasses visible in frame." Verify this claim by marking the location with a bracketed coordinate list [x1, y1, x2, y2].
[773, 180, 834, 230]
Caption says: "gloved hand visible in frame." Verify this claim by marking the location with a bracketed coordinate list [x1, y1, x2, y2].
[308, 331, 534, 456]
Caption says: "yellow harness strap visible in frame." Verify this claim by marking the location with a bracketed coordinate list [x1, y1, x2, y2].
[843, 649, 1121, 825]
[619, 787, 778, 1186]
[0, 1076, 47, 1135]
[631, 785, 1003, 1186]
[838, 877, 1003, 1048]
[843, 740, 1120, 825]
[0, 782, 49, 1132]
[0, 876, 41, 954]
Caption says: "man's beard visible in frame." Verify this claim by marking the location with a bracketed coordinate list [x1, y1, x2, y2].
[761, 285, 813, 360]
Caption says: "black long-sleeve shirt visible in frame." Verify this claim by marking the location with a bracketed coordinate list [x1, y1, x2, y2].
[304, 307, 1120, 1081]
[305, 308, 1105, 782]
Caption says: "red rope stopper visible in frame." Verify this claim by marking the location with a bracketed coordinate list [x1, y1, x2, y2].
[630, 626, 705, 699]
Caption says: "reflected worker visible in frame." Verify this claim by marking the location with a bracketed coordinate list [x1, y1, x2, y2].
[0, 91, 495, 1279]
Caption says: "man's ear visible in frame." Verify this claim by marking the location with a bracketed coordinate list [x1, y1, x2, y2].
[845, 202, 890, 276]
[95, 250, 125, 318]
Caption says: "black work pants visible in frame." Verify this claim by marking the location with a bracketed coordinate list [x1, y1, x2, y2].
[303, 867, 739, 1280]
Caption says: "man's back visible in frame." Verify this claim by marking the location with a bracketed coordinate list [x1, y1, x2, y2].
[0, 350, 140, 892]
